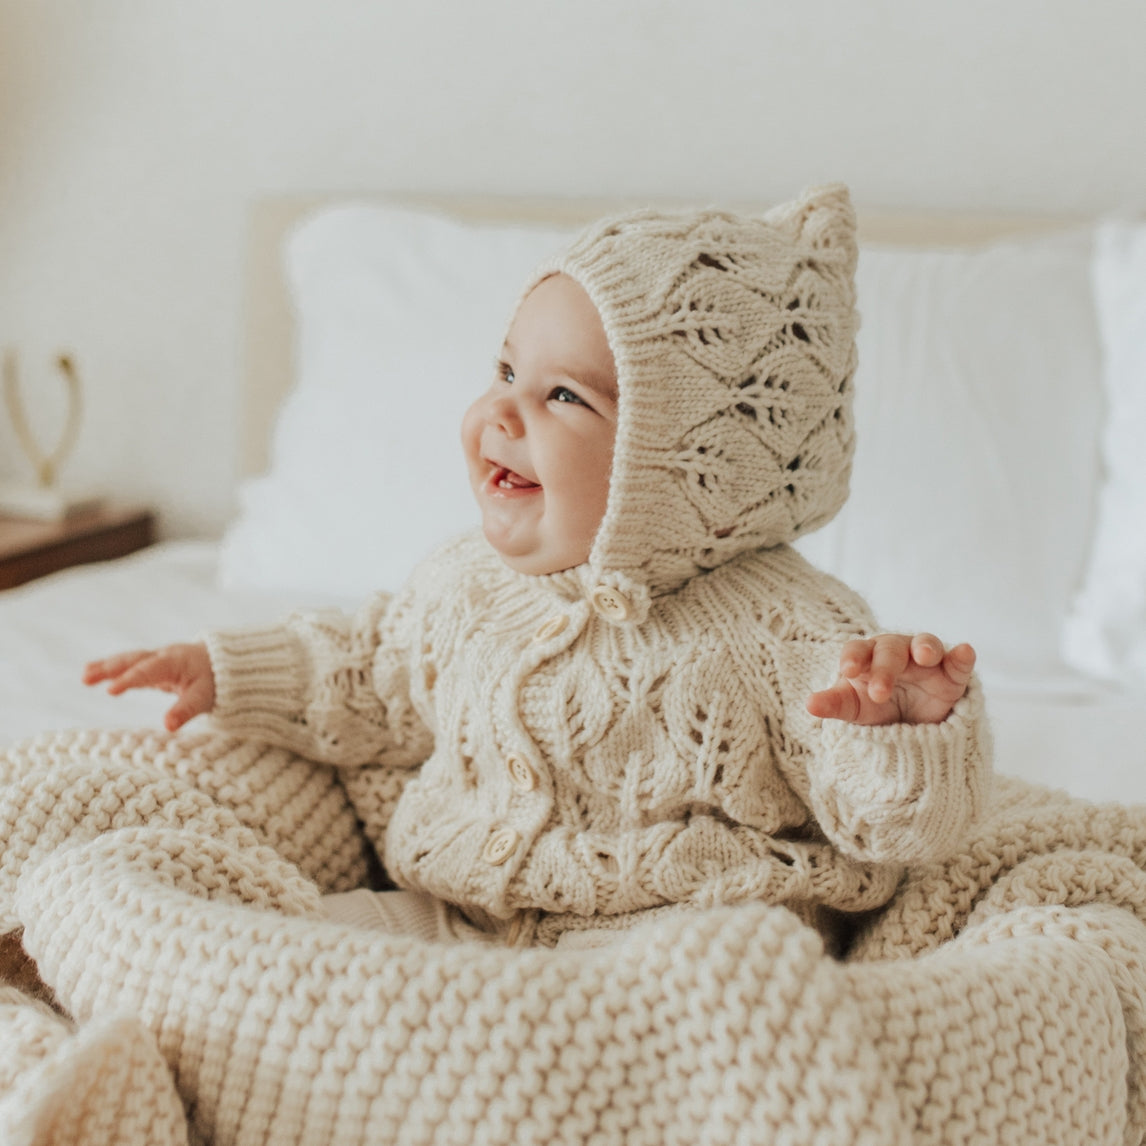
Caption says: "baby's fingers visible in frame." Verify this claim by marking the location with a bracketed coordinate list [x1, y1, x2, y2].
[909, 633, 945, 668]
[868, 635, 911, 703]
[942, 643, 977, 688]
[839, 638, 876, 679]
[104, 652, 177, 696]
[164, 678, 214, 732]
[806, 681, 862, 723]
[82, 650, 154, 686]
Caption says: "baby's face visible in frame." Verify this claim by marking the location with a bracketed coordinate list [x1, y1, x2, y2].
[462, 273, 618, 576]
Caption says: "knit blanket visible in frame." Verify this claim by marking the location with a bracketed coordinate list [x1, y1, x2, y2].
[0, 730, 1143, 1146]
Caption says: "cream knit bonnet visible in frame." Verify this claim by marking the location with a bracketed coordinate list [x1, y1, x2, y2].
[520, 183, 860, 617]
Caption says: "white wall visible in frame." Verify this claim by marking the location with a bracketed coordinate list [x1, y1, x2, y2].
[1, 0, 1144, 536]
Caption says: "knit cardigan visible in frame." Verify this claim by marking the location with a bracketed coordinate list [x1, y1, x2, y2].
[205, 530, 990, 944]
[202, 185, 991, 942]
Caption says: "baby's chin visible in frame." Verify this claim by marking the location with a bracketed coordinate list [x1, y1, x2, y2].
[482, 525, 589, 577]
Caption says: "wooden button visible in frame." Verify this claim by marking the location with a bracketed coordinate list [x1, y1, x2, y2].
[590, 586, 632, 622]
[482, 827, 520, 866]
[533, 614, 569, 642]
[506, 753, 537, 792]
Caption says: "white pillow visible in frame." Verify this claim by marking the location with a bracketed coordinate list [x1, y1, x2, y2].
[219, 205, 574, 599]
[795, 231, 1104, 691]
[1062, 221, 1146, 687]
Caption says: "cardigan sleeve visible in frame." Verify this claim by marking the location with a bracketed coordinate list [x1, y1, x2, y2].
[762, 560, 993, 867]
[801, 675, 993, 864]
[205, 589, 433, 770]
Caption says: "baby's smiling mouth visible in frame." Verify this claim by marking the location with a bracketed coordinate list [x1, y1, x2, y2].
[487, 465, 541, 493]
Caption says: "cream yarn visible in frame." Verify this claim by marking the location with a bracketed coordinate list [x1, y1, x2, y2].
[0, 991, 188, 1146]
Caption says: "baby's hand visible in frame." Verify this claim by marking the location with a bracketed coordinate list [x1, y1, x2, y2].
[806, 634, 975, 726]
[82, 642, 215, 732]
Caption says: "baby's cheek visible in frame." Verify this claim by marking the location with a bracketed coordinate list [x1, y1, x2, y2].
[459, 402, 484, 464]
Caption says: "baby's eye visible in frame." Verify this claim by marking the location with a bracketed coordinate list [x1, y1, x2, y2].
[551, 386, 587, 406]
[496, 361, 515, 385]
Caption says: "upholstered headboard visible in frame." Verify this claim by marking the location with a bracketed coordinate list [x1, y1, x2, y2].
[242, 195, 1079, 477]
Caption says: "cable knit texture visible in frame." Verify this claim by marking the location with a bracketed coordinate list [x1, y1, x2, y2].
[0, 738, 1142, 1144]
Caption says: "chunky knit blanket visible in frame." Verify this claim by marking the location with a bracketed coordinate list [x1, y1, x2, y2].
[0, 729, 1143, 1145]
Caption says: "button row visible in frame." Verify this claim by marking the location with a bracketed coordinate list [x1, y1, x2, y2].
[486, 590, 634, 875]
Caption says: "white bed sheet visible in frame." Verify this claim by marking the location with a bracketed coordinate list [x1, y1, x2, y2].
[1, 544, 1142, 804]
[0, 541, 350, 747]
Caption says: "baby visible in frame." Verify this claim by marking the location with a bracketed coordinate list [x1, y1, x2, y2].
[84, 185, 990, 950]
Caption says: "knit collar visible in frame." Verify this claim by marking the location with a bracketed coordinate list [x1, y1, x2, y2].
[501, 550, 653, 627]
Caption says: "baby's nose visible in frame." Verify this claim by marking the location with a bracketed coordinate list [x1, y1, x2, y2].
[489, 394, 525, 438]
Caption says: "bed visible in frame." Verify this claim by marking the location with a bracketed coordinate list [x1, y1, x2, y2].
[3, 195, 1142, 801]
[1, 194, 1145, 1145]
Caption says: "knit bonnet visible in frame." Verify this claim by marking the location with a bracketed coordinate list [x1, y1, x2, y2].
[521, 183, 860, 619]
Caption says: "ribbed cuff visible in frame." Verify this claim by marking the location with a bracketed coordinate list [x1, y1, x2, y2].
[815, 676, 992, 863]
[205, 625, 310, 741]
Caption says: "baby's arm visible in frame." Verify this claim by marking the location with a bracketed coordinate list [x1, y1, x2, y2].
[752, 552, 992, 867]
[204, 593, 431, 767]
[83, 643, 215, 732]
[84, 590, 432, 769]
[790, 625, 991, 865]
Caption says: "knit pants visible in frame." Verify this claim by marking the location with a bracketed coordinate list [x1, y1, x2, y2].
[321, 889, 467, 942]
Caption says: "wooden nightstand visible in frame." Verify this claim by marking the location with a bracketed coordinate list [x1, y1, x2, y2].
[0, 505, 156, 591]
